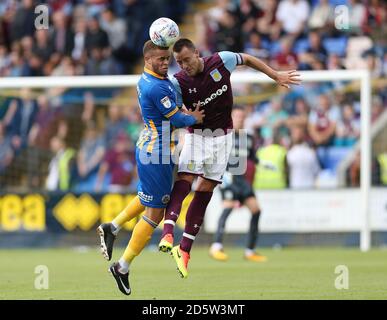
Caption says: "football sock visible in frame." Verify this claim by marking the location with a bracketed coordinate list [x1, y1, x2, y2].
[246, 210, 261, 250]
[213, 207, 233, 244]
[210, 242, 223, 252]
[119, 215, 158, 271]
[162, 180, 191, 237]
[180, 191, 213, 253]
[112, 196, 145, 234]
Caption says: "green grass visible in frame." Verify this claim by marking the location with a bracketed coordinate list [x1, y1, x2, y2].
[0, 246, 386, 300]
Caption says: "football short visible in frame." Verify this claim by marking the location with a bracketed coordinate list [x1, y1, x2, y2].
[220, 173, 255, 202]
[136, 147, 175, 208]
[178, 132, 233, 183]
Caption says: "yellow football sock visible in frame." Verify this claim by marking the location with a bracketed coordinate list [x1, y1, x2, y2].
[113, 196, 145, 228]
[121, 216, 157, 264]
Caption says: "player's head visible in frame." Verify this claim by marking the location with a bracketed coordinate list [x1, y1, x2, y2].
[290, 124, 306, 145]
[232, 105, 246, 130]
[172, 38, 202, 77]
[143, 40, 170, 77]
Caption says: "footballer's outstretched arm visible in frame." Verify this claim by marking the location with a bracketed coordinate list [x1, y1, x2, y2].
[168, 104, 204, 128]
[240, 53, 301, 89]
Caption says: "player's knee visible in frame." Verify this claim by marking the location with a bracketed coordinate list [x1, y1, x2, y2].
[144, 208, 164, 225]
[177, 173, 195, 185]
[196, 178, 217, 192]
[245, 196, 260, 213]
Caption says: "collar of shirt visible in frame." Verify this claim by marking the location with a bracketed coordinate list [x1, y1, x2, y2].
[144, 67, 166, 80]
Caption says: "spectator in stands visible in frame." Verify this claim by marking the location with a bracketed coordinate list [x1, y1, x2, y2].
[272, 36, 298, 70]
[364, 51, 383, 78]
[100, 7, 127, 53]
[100, 7, 134, 73]
[308, 94, 340, 147]
[6, 49, 29, 77]
[197, 0, 236, 52]
[27, 53, 44, 76]
[383, 52, 387, 77]
[85, 0, 109, 17]
[327, 53, 346, 70]
[95, 132, 136, 193]
[85, 15, 109, 54]
[371, 95, 385, 123]
[81, 91, 96, 123]
[254, 131, 287, 190]
[125, 106, 142, 145]
[260, 97, 289, 145]
[0, 44, 10, 76]
[298, 31, 327, 70]
[364, 0, 387, 35]
[32, 29, 54, 63]
[376, 150, 387, 186]
[71, 18, 87, 62]
[287, 125, 320, 188]
[335, 103, 360, 147]
[85, 47, 120, 75]
[9, 0, 35, 43]
[0, 121, 14, 175]
[27, 95, 67, 187]
[104, 102, 130, 148]
[50, 11, 74, 56]
[244, 104, 263, 137]
[213, 10, 243, 53]
[307, 0, 334, 34]
[5, 88, 38, 150]
[45, 135, 75, 191]
[206, 0, 235, 28]
[51, 55, 77, 76]
[275, 0, 309, 40]
[46, 0, 73, 16]
[256, 0, 280, 41]
[244, 31, 270, 61]
[235, 0, 263, 37]
[347, 0, 367, 35]
[20, 35, 33, 60]
[76, 121, 105, 181]
[347, 151, 360, 187]
[349, 150, 387, 187]
[285, 97, 310, 130]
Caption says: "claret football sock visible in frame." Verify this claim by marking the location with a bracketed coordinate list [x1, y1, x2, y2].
[180, 191, 213, 253]
[162, 180, 191, 237]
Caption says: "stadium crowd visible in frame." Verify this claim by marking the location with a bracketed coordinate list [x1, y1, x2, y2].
[0, 0, 386, 192]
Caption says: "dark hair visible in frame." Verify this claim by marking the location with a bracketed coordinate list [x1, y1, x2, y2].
[172, 38, 196, 53]
[142, 40, 169, 56]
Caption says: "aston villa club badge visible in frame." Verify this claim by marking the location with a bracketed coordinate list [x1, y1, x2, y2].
[210, 68, 222, 82]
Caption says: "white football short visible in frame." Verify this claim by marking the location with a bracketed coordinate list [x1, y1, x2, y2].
[178, 132, 233, 183]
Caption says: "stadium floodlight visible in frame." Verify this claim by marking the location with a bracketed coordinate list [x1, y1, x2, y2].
[0, 69, 371, 251]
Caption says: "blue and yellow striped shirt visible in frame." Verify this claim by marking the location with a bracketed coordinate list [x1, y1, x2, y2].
[136, 68, 179, 154]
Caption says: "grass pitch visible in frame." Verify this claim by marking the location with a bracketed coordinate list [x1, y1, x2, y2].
[0, 246, 386, 300]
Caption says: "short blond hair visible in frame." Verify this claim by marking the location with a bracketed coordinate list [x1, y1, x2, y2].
[142, 40, 169, 56]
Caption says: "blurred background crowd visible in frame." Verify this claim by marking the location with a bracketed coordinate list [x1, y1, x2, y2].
[0, 0, 386, 193]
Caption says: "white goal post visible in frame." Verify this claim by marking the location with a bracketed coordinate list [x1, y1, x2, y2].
[0, 69, 372, 251]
